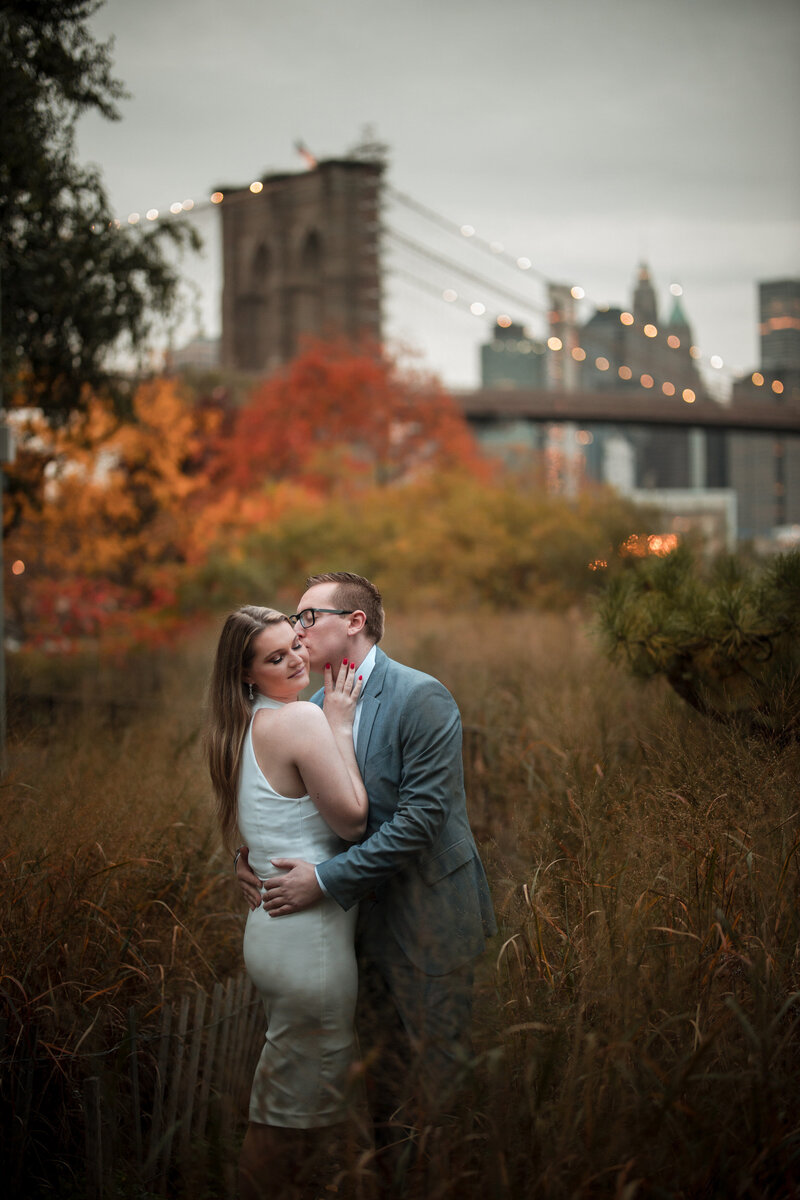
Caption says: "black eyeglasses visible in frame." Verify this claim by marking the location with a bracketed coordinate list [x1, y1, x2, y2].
[288, 608, 355, 629]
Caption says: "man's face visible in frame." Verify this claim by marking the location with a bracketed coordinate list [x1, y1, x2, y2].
[293, 582, 353, 674]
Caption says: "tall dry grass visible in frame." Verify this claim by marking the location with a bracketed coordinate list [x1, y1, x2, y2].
[2, 613, 798, 1197]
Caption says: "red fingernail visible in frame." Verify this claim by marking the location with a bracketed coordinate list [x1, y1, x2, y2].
[325, 663, 331, 669]
[343, 658, 348, 664]
[358, 675, 363, 680]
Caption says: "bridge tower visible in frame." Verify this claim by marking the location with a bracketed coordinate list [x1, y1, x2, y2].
[218, 157, 383, 374]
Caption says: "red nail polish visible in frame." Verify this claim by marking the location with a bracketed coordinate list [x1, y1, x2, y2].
[325, 663, 331, 669]
[342, 658, 348, 664]
[358, 675, 363, 680]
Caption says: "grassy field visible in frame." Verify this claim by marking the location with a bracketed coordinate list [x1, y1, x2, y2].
[2, 612, 798, 1198]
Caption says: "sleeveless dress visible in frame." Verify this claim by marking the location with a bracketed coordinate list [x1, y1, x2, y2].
[238, 695, 359, 1128]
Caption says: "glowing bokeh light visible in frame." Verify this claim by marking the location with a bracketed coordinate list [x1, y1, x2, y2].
[11, 560, 25, 576]
[442, 289, 458, 302]
[689, 345, 701, 359]
[169, 202, 183, 214]
[210, 192, 224, 204]
[547, 336, 563, 351]
[682, 388, 696, 404]
[470, 301, 486, 316]
[619, 365, 632, 380]
[460, 224, 475, 237]
[250, 181, 263, 193]
[516, 257, 531, 270]
[620, 311, 634, 326]
[570, 285, 585, 300]
[576, 430, 594, 445]
[772, 380, 785, 394]
[595, 356, 610, 371]
[571, 347, 586, 361]
[667, 334, 681, 348]
[670, 283, 683, 296]
[182, 199, 194, 210]
[644, 324, 657, 338]
[127, 213, 140, 224]
[662, 382, 676, 396]
[146, 209, 159, 221]
[752, 372, 764, 386]
[497, 314, 512, 328]
[710, 355, 723, 369]
[640, 374, 654, 388]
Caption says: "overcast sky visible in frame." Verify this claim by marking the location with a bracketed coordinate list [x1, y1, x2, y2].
[76, 0, 800, 394]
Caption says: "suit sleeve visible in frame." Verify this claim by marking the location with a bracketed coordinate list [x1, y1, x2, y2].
[316, 681, 462, 910]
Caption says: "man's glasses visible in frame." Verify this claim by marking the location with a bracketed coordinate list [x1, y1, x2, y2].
[288, 608, 356, 629]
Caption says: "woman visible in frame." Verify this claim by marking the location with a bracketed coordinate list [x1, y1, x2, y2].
[205, 605, 367, 1199]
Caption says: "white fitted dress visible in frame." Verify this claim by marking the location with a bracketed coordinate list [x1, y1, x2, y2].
[238, 696, 359, 1128]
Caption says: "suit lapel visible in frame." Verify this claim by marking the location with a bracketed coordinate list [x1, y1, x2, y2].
[356, 649, 388, 771]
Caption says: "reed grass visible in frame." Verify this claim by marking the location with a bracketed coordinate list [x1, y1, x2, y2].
[2, 613, 798, 1197]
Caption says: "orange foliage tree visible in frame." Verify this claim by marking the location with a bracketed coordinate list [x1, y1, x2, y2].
[4, 379, 216, 649]
[207, 337, 486, 495]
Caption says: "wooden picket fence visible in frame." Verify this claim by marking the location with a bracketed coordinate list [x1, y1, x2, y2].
[3, 974, 264, 1199]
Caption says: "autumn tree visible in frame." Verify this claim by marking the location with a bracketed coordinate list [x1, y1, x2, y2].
[207, 338, 486, 496]
[4, 379, 216, 647]
[0, 0, 199, 421]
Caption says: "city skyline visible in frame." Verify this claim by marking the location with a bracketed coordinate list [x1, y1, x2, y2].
[75, 0, 800, 393]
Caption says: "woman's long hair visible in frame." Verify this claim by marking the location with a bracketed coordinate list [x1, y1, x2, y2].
[204, 605, 289, 852]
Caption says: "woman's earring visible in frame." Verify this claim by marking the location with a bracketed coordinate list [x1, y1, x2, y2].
[248, 682, 254, 700]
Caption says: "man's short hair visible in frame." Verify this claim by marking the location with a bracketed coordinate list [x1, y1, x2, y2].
[305, 571, 384, 643]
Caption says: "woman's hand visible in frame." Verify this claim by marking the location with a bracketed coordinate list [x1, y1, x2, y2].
[322, 659, 363, 733]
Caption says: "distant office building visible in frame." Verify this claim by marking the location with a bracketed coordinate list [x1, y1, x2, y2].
[729, 278, 800, 539]
[165, 335, 220, 372]
[219, 158, 383, 374]
[480, 321, 546, 389]
[760, 278, 800, 372]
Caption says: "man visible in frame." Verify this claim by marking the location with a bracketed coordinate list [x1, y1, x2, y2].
[236, 572, 496, 1173]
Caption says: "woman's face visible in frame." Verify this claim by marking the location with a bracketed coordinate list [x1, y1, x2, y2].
[243, 622, 310, 703]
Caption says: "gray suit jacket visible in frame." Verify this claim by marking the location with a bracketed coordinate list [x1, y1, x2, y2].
[315, 649, 496, 976]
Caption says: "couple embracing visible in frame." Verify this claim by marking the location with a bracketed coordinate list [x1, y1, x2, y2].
[205, 572, 496, 1197]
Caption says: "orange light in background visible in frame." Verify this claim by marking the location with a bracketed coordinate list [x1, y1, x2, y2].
[752, 372, 764, 386]
[662, 382, 676, 396]
[640, 374, 654, 388]
[182, 199, 194, 211]
[772, 380, 785, 394]
[596, 356, 610, 371]
[571, 347, 586, 361]
[576, 430, 594, 445]
[647, 534, 679, 556]
[588, 559, 608, 571]
[571, 285, 585, 299]
[689, 345, 701, 359]
[127, 212, 140, 224]
[667, 334, 681, 348]
[620, 312, 634, 326]
[496, 314, 512, 328]
[210, 192, 224, 204]
[146, 209, 159, 221]
[619, 365, 632, 380]
[11, 560, 25, 575]
[644, 324, 658, 338]
[169, 202, 183, 214]
[249, 181, 263, 193]
[547, 336, 563, 351]
[682, 388, 696, 404]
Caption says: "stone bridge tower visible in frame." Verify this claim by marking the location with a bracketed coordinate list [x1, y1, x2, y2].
[219, 157, 383, 373]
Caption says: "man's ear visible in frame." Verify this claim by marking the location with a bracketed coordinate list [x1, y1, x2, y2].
[348, 610, 367, 635]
